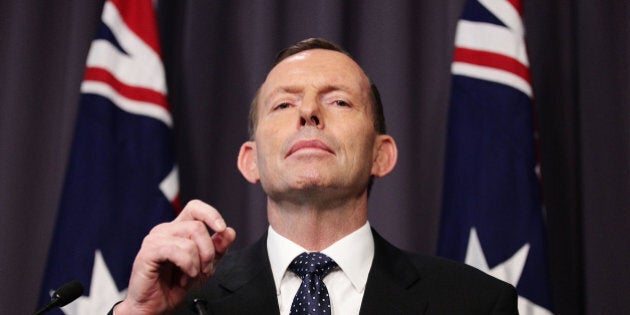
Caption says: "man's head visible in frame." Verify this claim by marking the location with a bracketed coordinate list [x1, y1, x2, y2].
[248, 38, 387, 140]
[238, 38, 397, 203]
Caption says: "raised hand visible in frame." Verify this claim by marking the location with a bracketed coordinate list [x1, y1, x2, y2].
[114, 200, 236, 314]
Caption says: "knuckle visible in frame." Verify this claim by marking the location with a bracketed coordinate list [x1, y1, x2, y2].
[180, 239, 197, 254]
[191, 220, 209, 234]
[185, 199, 203, 209]
[149, 222, 170, 234]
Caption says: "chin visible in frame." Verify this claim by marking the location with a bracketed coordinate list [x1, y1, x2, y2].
[293, 178, 328, 190]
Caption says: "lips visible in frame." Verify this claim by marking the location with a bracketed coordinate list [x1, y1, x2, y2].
[286, 139, 334, 157]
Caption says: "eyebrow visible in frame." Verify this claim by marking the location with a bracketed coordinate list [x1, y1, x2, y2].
[268, 84, 355, 97]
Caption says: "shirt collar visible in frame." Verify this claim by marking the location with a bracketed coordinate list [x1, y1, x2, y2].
[267, 221, 375, 295]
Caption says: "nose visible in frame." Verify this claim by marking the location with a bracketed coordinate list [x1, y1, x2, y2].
[300, 115, 320, 127]
[299, 97, 323, 128]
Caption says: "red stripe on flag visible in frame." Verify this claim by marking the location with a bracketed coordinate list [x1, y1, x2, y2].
[83, 67, 169, 112]
[506, 0, 523, 16]
[109, 0, 161, 57]
[172, 194, 182, 214]
[453, 47, 530, 84]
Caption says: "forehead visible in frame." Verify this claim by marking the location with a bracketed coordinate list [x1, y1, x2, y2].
[260, 49, 370, 99]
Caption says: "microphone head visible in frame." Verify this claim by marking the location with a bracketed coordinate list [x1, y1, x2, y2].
[187, 291, 209, 315]
[53, 280, 84, 307]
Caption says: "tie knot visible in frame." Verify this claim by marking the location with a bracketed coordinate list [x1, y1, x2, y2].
[289, 252, 338, 279]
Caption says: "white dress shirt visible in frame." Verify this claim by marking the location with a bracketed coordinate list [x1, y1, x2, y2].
[267, 222, 375, 315]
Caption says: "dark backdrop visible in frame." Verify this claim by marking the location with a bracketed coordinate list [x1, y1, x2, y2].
[0, 1, 628, 314]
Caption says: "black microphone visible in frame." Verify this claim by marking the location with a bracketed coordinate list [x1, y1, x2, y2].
[34, 280, 84, 315]
[188, 293, 209, 315]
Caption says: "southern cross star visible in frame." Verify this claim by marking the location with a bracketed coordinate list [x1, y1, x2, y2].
[464, 227, 552, 315]
[60, 250, 127, 314]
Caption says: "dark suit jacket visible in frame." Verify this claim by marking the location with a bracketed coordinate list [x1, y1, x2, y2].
[174, 229, 518, 314]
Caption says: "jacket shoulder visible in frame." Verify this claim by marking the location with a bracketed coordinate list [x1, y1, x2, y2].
[364, 230, 518, 314]
[404, 251, 518, 314]
[408, 251, 515, 291]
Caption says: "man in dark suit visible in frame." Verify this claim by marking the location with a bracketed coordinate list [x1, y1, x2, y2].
[112, 38, 518, 314]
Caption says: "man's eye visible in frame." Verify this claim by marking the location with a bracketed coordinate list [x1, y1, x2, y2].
[274, 103, 291, 110]
[333, 100, 349, 107]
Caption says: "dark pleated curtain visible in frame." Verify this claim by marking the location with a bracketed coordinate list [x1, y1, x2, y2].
[0, 0, 627, 314]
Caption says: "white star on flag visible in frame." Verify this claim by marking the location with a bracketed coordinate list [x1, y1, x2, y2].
[60, 250, 127, 314]
[465, 227, 552, 315]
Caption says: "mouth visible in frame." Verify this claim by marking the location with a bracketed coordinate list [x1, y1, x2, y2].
[285, 139, 334, 158]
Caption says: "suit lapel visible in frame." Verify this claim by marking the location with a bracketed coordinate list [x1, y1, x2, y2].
[359, 230, 428, 315]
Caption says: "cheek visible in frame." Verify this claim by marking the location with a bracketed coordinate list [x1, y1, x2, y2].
[257, 118, 292, 145]
[344, 135, 375, 166]
[255, 141, 274, 166]
[254, 134, 284, 175]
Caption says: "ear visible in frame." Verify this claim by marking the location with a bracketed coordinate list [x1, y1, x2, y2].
[237, 141, 260, 183]
[371, 135, 398, 178]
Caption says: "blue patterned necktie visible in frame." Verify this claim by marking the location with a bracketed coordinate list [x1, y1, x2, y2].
[288, 252, 338, 315]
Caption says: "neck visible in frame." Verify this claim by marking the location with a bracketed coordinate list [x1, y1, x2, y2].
[267, 192, 369, 251]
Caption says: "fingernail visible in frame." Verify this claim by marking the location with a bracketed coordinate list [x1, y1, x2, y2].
[204, 263, 213, 274]
[215, 218, 226, 230]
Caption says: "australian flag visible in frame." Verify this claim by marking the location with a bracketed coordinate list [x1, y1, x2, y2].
[38, 0, 179, 313]
[437, 0, 553, 314]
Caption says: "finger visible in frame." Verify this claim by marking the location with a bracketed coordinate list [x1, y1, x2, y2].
[151, 220, 234, 276]
[151, 220, 215, 255]
[148, 234, 203, 278]
[174, 199, 227, 233]
[149, 221, 219, 273]
[211, 227, 237, 260]
[195, 226, 236, 275]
